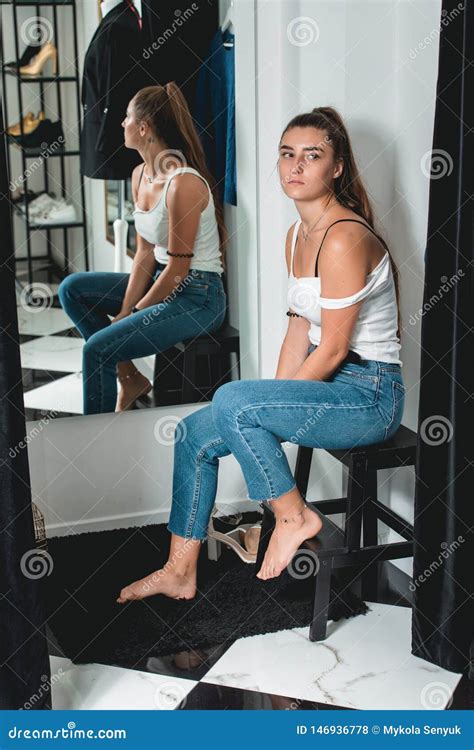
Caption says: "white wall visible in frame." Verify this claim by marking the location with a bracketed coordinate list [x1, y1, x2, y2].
[25, 1, 441, 568]
[253, 0, 441, 573]
[25, 404, 256, 536]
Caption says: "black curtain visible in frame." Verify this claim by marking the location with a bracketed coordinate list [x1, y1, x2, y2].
[0, 87, 51, 705]
[411, 0, 473, 677]
[141, 0, 218, 109]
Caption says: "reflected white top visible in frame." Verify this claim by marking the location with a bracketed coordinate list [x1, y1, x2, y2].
[133, 167, 223, 275]
[287, 218, 402, 365]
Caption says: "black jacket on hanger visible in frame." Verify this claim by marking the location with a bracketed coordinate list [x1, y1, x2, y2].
[80, 2, 143, 179]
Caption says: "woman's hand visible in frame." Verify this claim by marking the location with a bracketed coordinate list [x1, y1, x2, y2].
[111, 308, 132, 324]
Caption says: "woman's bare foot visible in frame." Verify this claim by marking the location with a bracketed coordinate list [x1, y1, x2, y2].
[256, 502, 323, 581]
[116, 371, 152, 411]
[117, 533, 201, 603]
[116, 568, 197, 603]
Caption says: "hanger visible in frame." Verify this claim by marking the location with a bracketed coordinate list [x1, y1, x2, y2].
[221, 0, 234, 45]
[125, 0, 142, 29]
[100, 0, 141, 26]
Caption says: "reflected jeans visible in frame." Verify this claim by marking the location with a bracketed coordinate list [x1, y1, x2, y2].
[57, 265, 226, 414]
[168, 345, 405, 540]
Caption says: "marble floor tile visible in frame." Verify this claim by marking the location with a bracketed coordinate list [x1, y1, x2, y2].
[50, 656, 197, 710]
[24, 371, 84, 414]
[17, 305, 73, 336]
[16, 282, 61, 305]
[202, 603, 462, 710]
[20, 335, 83, 372]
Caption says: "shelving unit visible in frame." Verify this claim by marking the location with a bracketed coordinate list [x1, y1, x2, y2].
[0, 0, 89, 302]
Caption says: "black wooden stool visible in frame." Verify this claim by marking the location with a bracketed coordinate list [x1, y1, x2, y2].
[255, 424, 417, 641]
[173, 323, 240, 403]
[151, 270, 240, 405]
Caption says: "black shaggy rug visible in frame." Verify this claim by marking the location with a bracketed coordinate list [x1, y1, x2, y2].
[44, 516, 369, 668]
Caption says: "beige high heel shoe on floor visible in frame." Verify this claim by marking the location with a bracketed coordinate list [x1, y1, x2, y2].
[19, 42, 57, 76]
[207, 515, 261, 564]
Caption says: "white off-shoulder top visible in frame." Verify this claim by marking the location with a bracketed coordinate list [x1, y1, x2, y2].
[287, 218, 402, 365]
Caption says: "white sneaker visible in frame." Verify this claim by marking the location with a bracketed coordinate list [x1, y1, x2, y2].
[20, 192, 58, 217]
[33, 202, 77, 225]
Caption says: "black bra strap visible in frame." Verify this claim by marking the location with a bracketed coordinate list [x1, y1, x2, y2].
[137, 163, 146, 192]
[314, 218, 389, 276]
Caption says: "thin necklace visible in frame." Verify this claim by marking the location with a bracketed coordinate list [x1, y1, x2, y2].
[144, 167, 155, 184]
[144, 167, 169, 185]
[301, 199, 338, 241]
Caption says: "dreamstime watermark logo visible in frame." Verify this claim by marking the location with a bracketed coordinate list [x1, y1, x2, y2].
[20, 549, 54, 579]
[142, 269, 201, 327]
[420, 148, 453, 180]
[154, 681, 188, 709]
[153, 149, 187, 176]
[276, 405, 330, 457]
[153, 415, 187, 445]
[420, 681, 453, 710]
[20, 15, 53, 46]
[419, 415, 453, 446]
[142, 542, 197, 594]
[10, 136, 65, 192]
[287, 16, 320, 47]
[19, 282, 54, 312]
[143, 4, 199, 58]
[287, 549, 320, 579]
[285, 698, 306, 710]
[288, 282, 319, 316]
[9, 411, 59, 459]
[409, 536, 465, 592]
[409, 2, 464, 60]
[21, 668, 64, 710]
[408, 269, 464, 326]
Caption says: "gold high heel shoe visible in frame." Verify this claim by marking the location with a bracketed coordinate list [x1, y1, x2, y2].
[19, 42, 57, 77]
[7, 111, 45, 137]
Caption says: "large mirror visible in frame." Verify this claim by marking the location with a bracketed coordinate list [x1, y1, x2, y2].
[5, 0, 240, 420]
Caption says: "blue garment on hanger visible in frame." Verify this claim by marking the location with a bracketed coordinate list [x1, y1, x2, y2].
[194, 27, 236, 206]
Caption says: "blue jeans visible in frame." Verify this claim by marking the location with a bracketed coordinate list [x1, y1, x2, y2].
[57, 265, 227, 414]
[168, 346, 405, 540]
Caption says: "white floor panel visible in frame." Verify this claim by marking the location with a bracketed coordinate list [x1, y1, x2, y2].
[202, 603, 462, 710]
[21, 335, 83, 372]
[50, 656, 197, 710]
[18, 305, 73, 336]
[24, 372, 84, 414]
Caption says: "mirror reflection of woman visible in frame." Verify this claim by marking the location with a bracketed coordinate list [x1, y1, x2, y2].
[58, 82, 227, 414]
[117, 106, 405, 601]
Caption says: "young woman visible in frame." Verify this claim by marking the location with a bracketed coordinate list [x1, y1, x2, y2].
[117, 106, 405, 601]
[58, 82, 227, 414]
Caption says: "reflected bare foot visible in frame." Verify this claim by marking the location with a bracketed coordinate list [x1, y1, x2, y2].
[116, 568, 196, 604]
[115, 372, 152, 411]
[256, 505, 322, 581]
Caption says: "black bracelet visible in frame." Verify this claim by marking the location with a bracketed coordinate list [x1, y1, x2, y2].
[131, 306, 140, 314]
[286, 310, 302, 318]
[166, 251, 195, 257]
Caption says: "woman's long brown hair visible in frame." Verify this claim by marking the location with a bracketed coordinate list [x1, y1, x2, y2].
[281, 107, 402, 338]
[132, 82, 228, 270]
